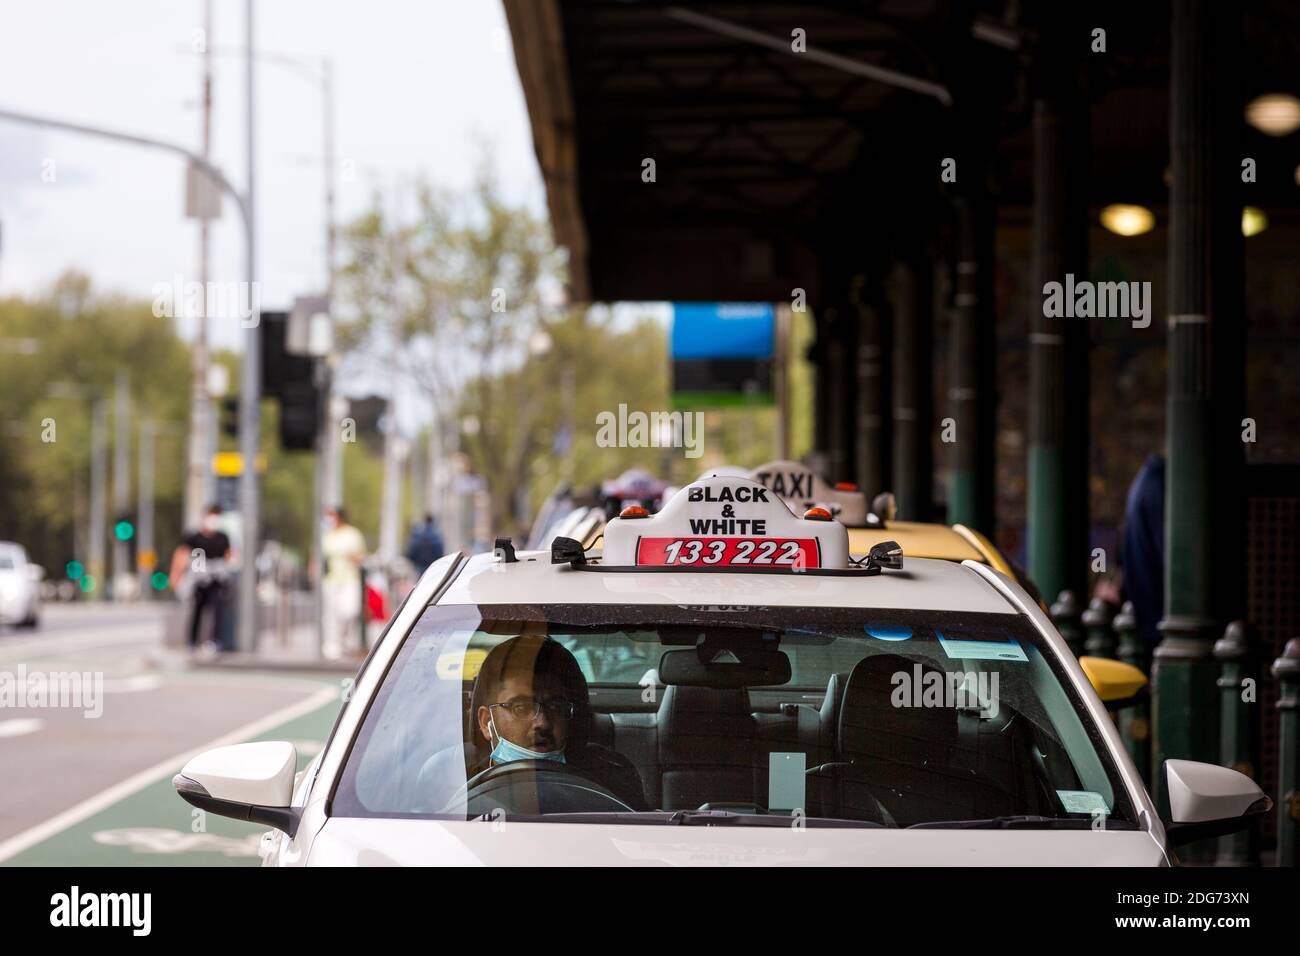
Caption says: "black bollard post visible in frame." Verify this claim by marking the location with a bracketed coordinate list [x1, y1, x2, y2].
[1114, 601, 1151, 784]
[1051, 590, 1084, 658]
[1273, 638, 1300, 868]
[1083, 597, 1118, 660]
[1214, 621, 1260, 866]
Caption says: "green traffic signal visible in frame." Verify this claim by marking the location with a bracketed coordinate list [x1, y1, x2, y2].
[114, 520, 135, 541]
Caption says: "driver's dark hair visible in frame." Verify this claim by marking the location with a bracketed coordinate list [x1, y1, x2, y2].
[468, 634, 591, 763]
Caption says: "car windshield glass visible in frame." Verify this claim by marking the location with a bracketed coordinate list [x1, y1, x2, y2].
[332, 603, 1136, 829]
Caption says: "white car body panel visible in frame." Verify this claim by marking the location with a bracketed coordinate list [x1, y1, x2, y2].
[257, 542, 1173, 867]
[964, 560, 1168, 857]
[303, 818, 1167, 867]
[438, 550, 1018, 615]
[0, 542, 40, 626]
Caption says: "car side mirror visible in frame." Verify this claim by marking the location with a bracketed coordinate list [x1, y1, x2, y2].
[1078, 656, 1148, 708]
[26, 563, 45, 583]
[1162, 759, 1272, 846]
[173, 741, 301, 836]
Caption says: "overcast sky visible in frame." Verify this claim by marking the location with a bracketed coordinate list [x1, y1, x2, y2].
[0, 0, 546, 353]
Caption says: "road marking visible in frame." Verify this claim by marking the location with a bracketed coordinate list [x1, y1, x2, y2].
[0, 629, 159, 665]
[0, 683, 338, 863]
[0, 718, 44, 737]
[92, 827, 261, 858]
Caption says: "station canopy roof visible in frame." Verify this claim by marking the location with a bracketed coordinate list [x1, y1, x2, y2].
[504, 0, 1300, 304]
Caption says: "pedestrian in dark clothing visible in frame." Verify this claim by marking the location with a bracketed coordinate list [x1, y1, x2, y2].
[1121, 454, 1165, 648]
[169, 504, 233, 651]
[405, 514, 445, 575]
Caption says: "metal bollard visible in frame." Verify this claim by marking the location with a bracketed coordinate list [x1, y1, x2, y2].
[1051, 590, 1084, 658]
[1273, 638, 1300, 868]
[1114, 601, 1151, 784]
[1214, 621, 1260, 866]
[1083, 597, 1118, 659]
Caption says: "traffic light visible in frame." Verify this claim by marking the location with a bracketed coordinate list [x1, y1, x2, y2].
[278, 377, 321, 451]
[260, 309, 321, 451]
[220, 397, 240, 438]
[113, 513, 136, 542]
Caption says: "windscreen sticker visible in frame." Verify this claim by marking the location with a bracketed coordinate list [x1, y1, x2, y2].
[768, 752, 807, 812]
[936, 633, 1027, 662]
[1056, 790, 1110, 815]
[865, 625, 913, 642]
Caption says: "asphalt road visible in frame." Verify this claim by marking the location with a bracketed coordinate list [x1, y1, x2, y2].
[0, 602, 344, 866]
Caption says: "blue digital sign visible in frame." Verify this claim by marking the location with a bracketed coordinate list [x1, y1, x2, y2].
[670, 302, 775, 360]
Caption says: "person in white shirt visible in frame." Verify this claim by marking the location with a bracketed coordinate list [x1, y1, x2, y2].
[322, 506, 367, 659]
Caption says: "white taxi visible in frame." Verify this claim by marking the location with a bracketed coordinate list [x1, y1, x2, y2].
[174, 476, 1269, 865]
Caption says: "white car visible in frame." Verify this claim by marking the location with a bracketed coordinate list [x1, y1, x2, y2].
[0, 542, 42, 629]
[174, 475, 1269, 866]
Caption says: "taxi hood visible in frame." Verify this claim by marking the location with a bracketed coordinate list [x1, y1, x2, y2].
[306, 818, 1167, 867]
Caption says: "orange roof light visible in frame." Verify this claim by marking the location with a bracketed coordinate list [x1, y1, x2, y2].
[803, 506, 833, 521]
[619, 505, 649, 519]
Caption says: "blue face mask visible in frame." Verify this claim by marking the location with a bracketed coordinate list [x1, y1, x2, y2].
[488, 716, 565, 765]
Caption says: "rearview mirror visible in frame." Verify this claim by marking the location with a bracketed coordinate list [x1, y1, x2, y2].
[658, 646, 791, 688]
[1163, 759, 1271, 846]
[173, 741, 300, 836]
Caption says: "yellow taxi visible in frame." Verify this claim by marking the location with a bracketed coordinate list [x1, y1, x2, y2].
[745, 461, 1044, 607]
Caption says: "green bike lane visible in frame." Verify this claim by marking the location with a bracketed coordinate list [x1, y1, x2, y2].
[1, 674, 344, 867]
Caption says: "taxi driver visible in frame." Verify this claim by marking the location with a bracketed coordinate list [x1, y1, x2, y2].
[469, 634, 646, 808]
[476, 643, 573, 763]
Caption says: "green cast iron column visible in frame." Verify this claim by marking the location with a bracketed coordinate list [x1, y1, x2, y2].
[889, 260, 931, 520]
[1154, 2, 1235, 860]
[852, 274, 889, 498]
[1026, 18, 1089, 606]
[947, 196, 995, 534]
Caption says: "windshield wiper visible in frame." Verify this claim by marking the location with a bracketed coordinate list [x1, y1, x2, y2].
[908, 814, 1119, 830]
[468, 810, 886, 828]
[665, 810, 885, 828]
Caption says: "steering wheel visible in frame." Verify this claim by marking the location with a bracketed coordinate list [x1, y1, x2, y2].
[455, 760, 634, 817]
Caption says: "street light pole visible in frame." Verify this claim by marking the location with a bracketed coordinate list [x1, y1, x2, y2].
[197, 42, 338, 656]
[111, 369, 131, 600]
[89, 398, 107, 600]
[184, 0, 217, 531]
[237, 0, 261, 651]
[137, 419, 156, 598]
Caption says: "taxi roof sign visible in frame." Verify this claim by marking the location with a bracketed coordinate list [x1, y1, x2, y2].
[748, 460, 868, 526]
[602, 475, 849, 571]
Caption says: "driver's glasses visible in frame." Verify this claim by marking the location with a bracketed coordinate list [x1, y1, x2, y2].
[490, 698, 575, 721]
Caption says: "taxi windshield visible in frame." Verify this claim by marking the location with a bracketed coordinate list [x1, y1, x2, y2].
[333, 603, 1137, 829]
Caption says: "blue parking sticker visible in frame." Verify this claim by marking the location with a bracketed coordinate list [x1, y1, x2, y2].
[1056, 790, 1110, 815]
[936, 634, 1028, 662]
